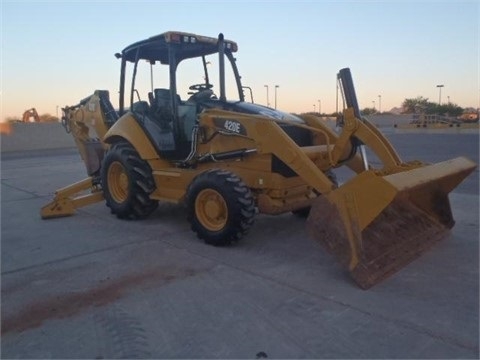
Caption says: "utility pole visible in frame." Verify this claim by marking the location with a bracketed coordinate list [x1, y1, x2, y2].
[436, 84, 444, 105]
[264, 85, 269, 107]
[318, 99, 321, 114]
[274, 85, 279, 109]
[378, 95, 381, 113]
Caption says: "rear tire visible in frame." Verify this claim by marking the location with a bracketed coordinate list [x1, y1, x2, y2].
[186, 169, 255, 246]
[101, 142, 158, 219]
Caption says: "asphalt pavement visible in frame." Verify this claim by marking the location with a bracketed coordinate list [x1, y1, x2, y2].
[1, 130, 479, 359]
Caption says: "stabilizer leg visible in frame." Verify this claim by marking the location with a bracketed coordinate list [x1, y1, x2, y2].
[40, 178, 104, 219]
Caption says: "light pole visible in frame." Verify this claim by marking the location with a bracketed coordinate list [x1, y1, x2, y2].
[378, 95, 381, 113]
[318, 99, 321, 115]
[436, 84, 444, 105]
[264, 85, 269, 107]
[313, 104, 316, 112]
[372, 100, 376, 111]
[447, 96, 450, 104]
[274, 85, 279, 109]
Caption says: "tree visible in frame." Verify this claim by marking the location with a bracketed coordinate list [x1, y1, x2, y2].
[402, 96, 434, 113]
[402, 96, 464, 116]
[39, 113, 59, 123]
[6, 116, 21, 123]
[437, 103, 463, 117]
[361, 107, 376, 115]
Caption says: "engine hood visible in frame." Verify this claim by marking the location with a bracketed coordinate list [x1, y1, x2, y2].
[202, 100, 305, 124]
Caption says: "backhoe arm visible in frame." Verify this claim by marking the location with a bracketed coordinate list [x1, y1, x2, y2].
[41, 91, 119, 219]
[62, 90, 118, 176]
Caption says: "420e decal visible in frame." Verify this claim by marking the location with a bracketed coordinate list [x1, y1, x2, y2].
[213, 117, 247, 136]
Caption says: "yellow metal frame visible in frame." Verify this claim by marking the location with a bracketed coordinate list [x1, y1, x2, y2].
[64, 92, 111, 161]
[41, 177, 104, 219]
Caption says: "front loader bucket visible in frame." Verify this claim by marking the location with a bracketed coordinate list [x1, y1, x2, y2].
[307, 157, 476, 289]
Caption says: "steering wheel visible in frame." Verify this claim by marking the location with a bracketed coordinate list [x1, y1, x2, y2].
[189, 83, 213, 92]
[188, 83, 215, 102]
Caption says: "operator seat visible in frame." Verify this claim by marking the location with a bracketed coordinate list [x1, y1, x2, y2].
[131, 101, 151, 119]
[153, 89, 182, 110]
[152, 89, 176, 127]
[153, 89, 172, 108]
[131, 100, 175, 152]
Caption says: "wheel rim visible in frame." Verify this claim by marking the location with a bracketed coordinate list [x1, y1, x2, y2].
[195, 189, 228, 231]
[107, 161, 129, 203]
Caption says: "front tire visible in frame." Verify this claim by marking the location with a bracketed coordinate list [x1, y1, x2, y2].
[186, 169, 255, 246]
[101, 142, 158, 219]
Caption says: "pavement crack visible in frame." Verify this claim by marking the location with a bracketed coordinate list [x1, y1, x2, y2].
[1, 181, 42, 199]
[1, 236, 171, 276]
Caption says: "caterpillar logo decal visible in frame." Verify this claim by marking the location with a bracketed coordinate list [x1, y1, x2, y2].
[213, 117, 247, 136]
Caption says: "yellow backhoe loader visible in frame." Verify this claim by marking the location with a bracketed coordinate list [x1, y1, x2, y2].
[41, 31, 476, 289]
[22, 108, 40, 122]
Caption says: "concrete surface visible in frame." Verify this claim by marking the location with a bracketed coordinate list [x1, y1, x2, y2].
[1, 130, 479, 359]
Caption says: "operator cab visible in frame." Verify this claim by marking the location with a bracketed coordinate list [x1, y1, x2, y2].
[116, 31, 243, 160]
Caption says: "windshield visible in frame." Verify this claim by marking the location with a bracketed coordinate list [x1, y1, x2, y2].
[175, 53, 241, 102]
[122, 50, 243, 110]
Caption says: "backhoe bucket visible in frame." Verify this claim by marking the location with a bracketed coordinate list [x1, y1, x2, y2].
[307, 157, 476, 289]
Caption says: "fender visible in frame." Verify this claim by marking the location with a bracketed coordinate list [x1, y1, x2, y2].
[103, 114, 158, 160]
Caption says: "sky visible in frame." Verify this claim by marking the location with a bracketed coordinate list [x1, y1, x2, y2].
[1, 0, 479, 121]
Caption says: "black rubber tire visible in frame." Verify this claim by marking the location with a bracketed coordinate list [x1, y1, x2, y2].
[292, 170, 339, 218]
[186, 169, 256, 246]
[101, 142, 158, 219]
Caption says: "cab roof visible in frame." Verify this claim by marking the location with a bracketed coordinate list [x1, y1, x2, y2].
[119, 31, 238, 64]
